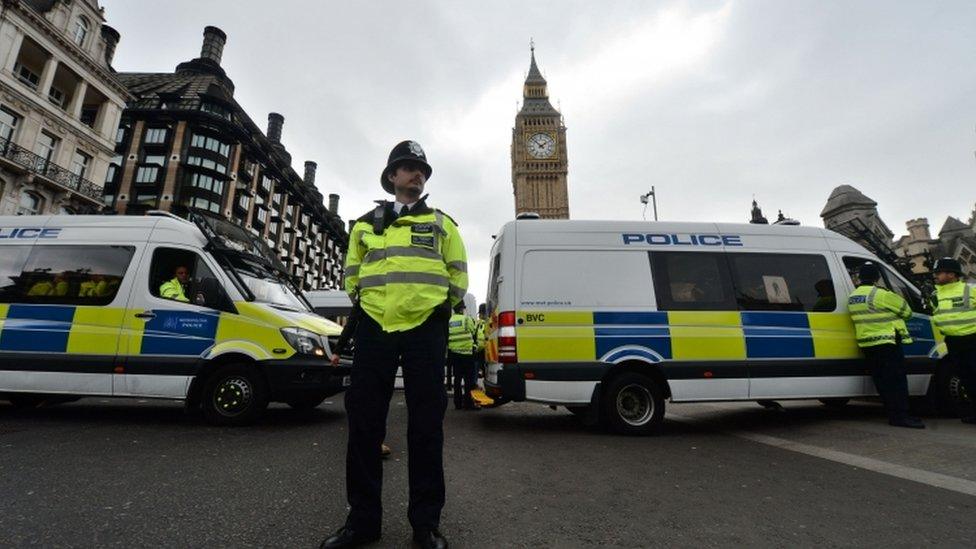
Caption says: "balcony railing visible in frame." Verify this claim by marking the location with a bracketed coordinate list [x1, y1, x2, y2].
[0, 139, 102, 202]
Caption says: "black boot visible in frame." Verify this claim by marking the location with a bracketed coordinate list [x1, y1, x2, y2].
[319, 526, 380, 549]
[412, 529, 448, 549]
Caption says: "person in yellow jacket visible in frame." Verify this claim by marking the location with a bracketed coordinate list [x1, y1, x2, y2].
[79, 274, 110, 298]
[930, 257, 976, 424]
[26, 273, 69, 297]
[474, 303, 487, 384]
[447, 303, 478, 410]
[848, 262, 924, 429]
[159, 266, 190, 302]
[321, 140, 465, 549]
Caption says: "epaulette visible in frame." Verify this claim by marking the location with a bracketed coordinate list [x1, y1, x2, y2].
[436, 209, 459, 227]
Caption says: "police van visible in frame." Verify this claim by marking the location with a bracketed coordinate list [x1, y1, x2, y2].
[483, 219, 961, 435]
[0, 212, 348, 425]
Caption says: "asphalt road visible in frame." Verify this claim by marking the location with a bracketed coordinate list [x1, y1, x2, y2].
[1, 394, 975, 548]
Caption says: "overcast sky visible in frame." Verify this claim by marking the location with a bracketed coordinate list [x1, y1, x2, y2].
[100, 0, 976, 300]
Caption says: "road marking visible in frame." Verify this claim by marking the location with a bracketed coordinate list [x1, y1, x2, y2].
[669, 414, 976, 498]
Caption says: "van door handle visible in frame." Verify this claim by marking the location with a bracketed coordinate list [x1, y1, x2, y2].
[134, 312, 156, 320]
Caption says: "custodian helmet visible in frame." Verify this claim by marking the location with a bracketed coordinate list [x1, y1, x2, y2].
[380, 140, 432, 194]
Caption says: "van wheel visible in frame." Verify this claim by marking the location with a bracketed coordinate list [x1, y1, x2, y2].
[931, 359, 969, 417]
[601, 372, 665, 436]
[7, 393, 46, 409]
[286, 394, 327, 411]
[201, 364, 269, 426]
[565, 405, 588, 416]
[819, 398, 850, 409]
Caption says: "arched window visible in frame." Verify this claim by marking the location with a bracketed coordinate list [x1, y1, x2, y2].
[17, 191, 42, 215]
[58, 205, 75, 215]
[73, 17, 90, 47]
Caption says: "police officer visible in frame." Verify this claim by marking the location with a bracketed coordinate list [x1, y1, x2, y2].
[447, 303, 477, 410]
[320, 140, 466, 549]
[848, 263, 924, 428]
[160, 265, 190, 302]
[930, 257, 976, 424]
[474, 304, 487, 390]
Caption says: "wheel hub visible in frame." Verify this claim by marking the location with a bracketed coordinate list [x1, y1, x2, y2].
[213, 377, 252, 417]
[616, 383, 654, 426]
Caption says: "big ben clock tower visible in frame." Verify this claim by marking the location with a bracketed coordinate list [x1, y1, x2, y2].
[512, 44, 569, 219]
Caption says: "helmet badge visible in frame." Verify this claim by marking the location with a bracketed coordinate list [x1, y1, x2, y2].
[407, 141, 425, 157]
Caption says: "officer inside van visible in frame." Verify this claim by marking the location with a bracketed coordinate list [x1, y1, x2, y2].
[160, 265, 190, 303]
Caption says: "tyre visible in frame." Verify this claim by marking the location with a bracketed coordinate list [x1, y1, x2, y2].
[6, 393, 47, 409]
[286, 394, 327, 411]
[201, 364, 269, 426]
[819, 398, 850, 409]
[601, 372, 665, 435]
[565, 405, 589, 416]
[931, 359, 969, 417]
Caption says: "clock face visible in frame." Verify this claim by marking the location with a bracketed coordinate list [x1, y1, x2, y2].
[526, 133, 556, 159]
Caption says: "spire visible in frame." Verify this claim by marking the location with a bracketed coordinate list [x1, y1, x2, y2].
[518, 40, 559, 116]
[526, 38, 546, 85]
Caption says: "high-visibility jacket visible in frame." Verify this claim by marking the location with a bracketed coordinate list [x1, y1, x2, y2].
[160, 278, 189, 302]
[847, 284, 913, 347]
[932, 281, 976, 337]
[448, 313, 476, 354]
[475, 318, 486, 352]
[26, 280, 68, 296]
[345, 199, 467, 332]
[79, 279, 108, 297]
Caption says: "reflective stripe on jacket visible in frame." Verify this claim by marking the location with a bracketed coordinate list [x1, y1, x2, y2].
[160, 278, 189, 302]
[847, 284, 912, 347]
[345, 200, 468, 332]
[448, 313, 476, 354]
[932, 281, 976, 337]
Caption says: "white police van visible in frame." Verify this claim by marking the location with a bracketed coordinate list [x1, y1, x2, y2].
[483, 219, 962, 434]
[0, 211, 347, 424]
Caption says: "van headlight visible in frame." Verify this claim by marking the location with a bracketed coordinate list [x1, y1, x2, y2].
[281, 327, 327, 357]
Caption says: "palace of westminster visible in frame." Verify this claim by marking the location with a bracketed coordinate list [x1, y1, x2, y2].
[1, 0, 973, 287]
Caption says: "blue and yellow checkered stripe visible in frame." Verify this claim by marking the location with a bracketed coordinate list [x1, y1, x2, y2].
[515, 310, 939, 363]
[0, 304, 219, 357]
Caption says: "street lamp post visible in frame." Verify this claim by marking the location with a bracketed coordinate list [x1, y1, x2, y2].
[640, 187, 657, 221]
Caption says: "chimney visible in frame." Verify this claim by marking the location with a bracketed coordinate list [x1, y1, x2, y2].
[200, 26, 227, 65]
[304, 161, 317, 186]
[329, 193, 340, 214]
[101, 25, 120, 67]
[267, 112, 284, 143]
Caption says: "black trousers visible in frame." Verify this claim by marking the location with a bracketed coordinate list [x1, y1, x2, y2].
[946, 334, 976, 416]
[863, 344, 910, 421]
[448, 351, 475, 409]
[344, 311, 448, 533]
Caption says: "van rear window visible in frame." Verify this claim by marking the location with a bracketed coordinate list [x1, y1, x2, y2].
[2, 245, 135, 306]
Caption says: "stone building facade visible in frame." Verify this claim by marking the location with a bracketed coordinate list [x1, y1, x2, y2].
[820, 184, 976, 282]
[893, 213, 976, 280]
[0, 0, 128, 216]
[511, 45, 569, 219]
[105, 27, 346, 291]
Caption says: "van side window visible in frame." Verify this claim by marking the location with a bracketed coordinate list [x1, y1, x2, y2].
[2, 246, 134, 305]
[150, 248, 232, 311]
[842, 256, 925, 314]
[0, 246, 32, 301]
[728, 253, 835, 312]
[650, 252, 736, 311]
